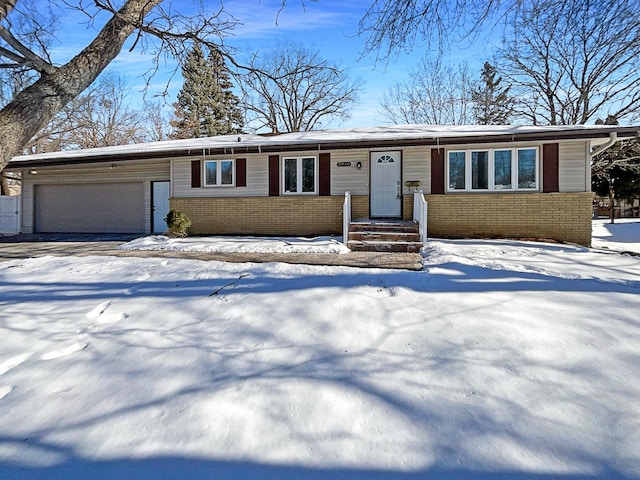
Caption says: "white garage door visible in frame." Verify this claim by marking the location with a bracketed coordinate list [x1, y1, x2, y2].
[35, 183, 144, 233]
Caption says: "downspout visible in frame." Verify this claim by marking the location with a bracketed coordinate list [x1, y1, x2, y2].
[589, 132, 617, 159]
[588, 132, 618, 211]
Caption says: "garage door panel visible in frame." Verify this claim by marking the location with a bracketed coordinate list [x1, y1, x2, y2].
[35, 183, 144, 233]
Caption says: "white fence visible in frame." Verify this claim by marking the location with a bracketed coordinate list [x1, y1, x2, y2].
[0, 195, 21, 235]
[413, 190, 428, 245]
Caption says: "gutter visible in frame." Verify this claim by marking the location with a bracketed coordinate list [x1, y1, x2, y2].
[7, 127, 639, 171]
[589, 132, 618, 158]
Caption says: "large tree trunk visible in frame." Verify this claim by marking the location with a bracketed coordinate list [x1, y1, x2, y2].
[0, 0, 17, 23]
[0, 0, 161, 172]
[1, 175, 9, 195]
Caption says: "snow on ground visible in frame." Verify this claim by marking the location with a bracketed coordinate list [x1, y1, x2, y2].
[0, 231, 639, 479]
[119, 235, 350, 254]
[592, 217, 640, 254]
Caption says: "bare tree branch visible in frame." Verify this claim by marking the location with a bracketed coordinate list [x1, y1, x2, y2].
[379, 54, 474, 125]
[0, 0, 238, 173]
[238, 42, 362, 133]
[0, 25, 55, 73]
[501, 0, 640, 125]
[0, 0, 17, 23]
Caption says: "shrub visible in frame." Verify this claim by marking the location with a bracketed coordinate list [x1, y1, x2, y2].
[164, 209, 192, 237]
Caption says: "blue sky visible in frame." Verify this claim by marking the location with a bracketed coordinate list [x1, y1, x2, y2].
[51, 0, 498, 129]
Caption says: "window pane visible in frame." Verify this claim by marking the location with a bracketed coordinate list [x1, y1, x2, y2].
[205, 162, 217, 185]
[448, 152, 466, 190]
[302, 157, 315, 193]
[284, 158, 297, 193]
[494, 150, 512, 190]
[221, 160, 233, 185]
[518, 149, 537, 189]
[471, 151, 489, 190]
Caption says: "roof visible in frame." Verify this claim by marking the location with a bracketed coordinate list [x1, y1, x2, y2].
[7, 124, 640, 169]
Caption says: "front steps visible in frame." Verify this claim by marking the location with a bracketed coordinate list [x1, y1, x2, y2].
[347, 220, 423, 253]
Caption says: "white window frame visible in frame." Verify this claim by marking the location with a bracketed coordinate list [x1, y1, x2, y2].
[446, 147, 539, 192]
[282, 156, 318, 195]
[203, 159, 235, 187]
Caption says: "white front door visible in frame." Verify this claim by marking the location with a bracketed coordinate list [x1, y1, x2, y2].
[370, 151, 402, 217]
[152, 181, 170, 234]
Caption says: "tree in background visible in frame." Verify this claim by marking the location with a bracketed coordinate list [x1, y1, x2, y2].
[171, 44, 243, 139]
[240, 42, 362, 133]
[144, 101, 172, 142]
[0, 0, 236, 176]
[358, 0, 640, 126]
[378, 55, 473, 125]
[472, 62, 513, 125]
[357, 0, 530, 61]
[592, 135, 640, 223]
[35, 73, 147, 151]
[500, 1, 640, 125]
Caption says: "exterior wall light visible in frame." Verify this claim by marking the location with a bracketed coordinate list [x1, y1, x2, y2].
[356, 161, 362, 170]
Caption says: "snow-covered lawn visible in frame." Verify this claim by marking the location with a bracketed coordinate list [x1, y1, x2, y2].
[1, 227, 639, 479]
[592, 217, 640, 254]
[119, 234, 351, 254]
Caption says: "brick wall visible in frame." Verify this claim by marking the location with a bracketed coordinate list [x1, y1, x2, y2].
[172, 192, 594, 245]
[423, 192, 594, 246]
[171, 195, 369, 236]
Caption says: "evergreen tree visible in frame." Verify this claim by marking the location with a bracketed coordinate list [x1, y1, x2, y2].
[472, 62, 513, 125]
[171, 45, 244, 139]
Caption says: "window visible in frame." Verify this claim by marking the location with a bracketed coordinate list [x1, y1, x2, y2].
[282, 156, 316, 194]
[377, 154, 396, 163]
[471, 151, 489, 190]
[494, 150, 512, 190]
[446, 148, 538, 192]
[517, 149, 537, 189]
[448, 151, 466, 190]
[204, 159, 234, 186]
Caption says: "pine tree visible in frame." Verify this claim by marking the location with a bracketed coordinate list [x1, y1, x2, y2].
[472, 62, 513, 125]
[171, 45, 244, 139]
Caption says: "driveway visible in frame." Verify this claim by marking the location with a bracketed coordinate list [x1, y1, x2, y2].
[0, 234, 424, 270]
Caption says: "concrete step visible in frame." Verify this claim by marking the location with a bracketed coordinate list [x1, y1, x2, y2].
[348, 231, 422, 242]
[347, 240, 423, 253]
[350, 221, 419, 234]
[347, 220, 423, 253]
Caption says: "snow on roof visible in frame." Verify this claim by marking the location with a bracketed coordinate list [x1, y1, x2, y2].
[9, 123, 638, 166]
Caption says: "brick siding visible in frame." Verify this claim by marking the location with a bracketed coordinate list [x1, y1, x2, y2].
[172, 192, 594, 245]
[171, 195, 369, 236]
[423, 192, 594, 246]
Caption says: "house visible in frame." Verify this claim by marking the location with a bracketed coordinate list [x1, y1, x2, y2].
[6, 124, 639, 246]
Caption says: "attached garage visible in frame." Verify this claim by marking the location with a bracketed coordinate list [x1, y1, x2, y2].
[34, 183, 145, 233]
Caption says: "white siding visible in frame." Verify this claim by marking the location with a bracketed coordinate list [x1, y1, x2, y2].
[402, 146, 431, 194]
[559, 141, 590, 192]
[172, 151, 374, 198]
[172, 155, 268, 198]
[20, 160, 169, 234]
[330, 150, 369, 196]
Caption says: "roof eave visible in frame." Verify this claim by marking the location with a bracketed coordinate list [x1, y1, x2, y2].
[6, 126, 639, 170]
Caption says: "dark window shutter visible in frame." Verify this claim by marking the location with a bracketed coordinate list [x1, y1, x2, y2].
[431, 148, 445, 194]
[319, 152, 331, 196]
[268, 155, 280, 196]
[236, 158, 246, 187]
[542, 143, 559, 193]
[191, 160, 201, 188]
